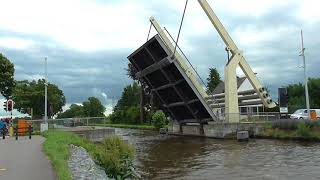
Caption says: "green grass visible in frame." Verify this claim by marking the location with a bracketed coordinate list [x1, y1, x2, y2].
[42, 130, 137, 180]
[42, 130, 99, 180]
[92, 123, 156, 130]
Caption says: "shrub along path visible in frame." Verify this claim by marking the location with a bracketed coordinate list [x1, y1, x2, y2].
[0, 136, 56, 180]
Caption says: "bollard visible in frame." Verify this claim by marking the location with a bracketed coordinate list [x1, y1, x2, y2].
[28, 125, 32, 139]
[2, 127, 5, 139]
[15, 126, 18, 140]
[9, 126, 13, 137]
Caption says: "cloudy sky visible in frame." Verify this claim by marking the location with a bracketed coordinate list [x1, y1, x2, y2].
[0, 0, 319, 117]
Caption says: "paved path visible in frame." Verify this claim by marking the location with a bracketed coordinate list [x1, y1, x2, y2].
[0, 136, 56, 180]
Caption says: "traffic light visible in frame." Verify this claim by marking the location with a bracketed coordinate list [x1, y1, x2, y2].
[7, 100, 12, 112]
[3, 101, 7, 112]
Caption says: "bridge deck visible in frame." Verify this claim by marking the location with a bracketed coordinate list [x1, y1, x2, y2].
[128, 35, 214, 124]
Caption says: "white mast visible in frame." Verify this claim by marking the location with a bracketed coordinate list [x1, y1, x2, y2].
[44, 57, 48, 123]
[300, 30, 310, 119]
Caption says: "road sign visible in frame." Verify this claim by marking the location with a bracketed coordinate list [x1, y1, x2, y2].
[280, 107, 288, 113]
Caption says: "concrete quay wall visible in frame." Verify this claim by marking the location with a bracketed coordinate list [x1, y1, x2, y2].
[168, 122, 265, 139]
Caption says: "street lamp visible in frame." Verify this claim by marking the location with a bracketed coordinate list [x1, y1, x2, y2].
[41, 57, 49, 132]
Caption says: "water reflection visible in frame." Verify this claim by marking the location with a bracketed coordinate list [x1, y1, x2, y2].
[114, 128, 320, 180]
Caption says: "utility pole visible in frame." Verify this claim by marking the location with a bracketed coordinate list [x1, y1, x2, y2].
[44, 57, 48, 123]
[299, 30, 310, 119]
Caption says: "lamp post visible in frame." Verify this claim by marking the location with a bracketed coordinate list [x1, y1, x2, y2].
[44, 57, 48, 123]
[41, 57, 49, 132]
[299, 30, 310, 119]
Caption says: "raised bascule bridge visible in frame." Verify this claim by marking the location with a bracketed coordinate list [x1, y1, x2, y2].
[128, 0, 276, 138]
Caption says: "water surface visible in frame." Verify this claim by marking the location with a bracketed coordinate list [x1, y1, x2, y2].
[115, 128, 320, 180]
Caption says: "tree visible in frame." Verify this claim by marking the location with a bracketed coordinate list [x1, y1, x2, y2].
[113, 82, 141, 112]
[126, 63, 146, 123]
[206, 68, 222, 92]
[287, 78, 320, 113]
[12, 79, 66, 119]
[56, 104, 84, 118]
[82, 97, 105, 117]
[0, 53, 15, 99]
[109, 83, 141, 124]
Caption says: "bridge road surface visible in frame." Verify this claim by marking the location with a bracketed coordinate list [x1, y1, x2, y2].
[0, 136, 56, 180]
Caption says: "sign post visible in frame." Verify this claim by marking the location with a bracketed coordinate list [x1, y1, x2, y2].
[278, 88, 288, 117]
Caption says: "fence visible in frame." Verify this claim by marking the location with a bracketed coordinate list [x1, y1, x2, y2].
[9, 113, 289, 133]
[13, 117, 110, 132]
[216, 112, 286, 123]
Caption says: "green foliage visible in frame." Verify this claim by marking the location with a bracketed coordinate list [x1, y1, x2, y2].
[114, 82, 140, 112]
[43, 131, 136, 180]
[0, 53, 15, 99]
[82, 97, 106, 117]
[152, 111, 167, 129]
[296, 122, 312, 138]
[206, 68, 222, 92]
[56, 104, 84, 118]
[12, 79, 65, 119]
[287, 78, 320, 113]
[97, 136, 136, 179]
[110, 83, 143, 124]
[56, 97, 105, 118]
[109, 106, 140, 124]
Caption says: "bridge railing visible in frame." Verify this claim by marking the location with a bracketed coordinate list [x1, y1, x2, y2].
[217, 112, 285, 123]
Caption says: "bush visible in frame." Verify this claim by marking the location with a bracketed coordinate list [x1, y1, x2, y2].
[96, 136, 136, 179]
[152, 111, 167, 129]
[296, 122, 312, 138]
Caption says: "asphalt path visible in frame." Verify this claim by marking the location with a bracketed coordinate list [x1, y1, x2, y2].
[0, 136, 56, 180]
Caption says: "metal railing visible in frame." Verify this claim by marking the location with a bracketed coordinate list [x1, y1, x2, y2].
[217, 112, 285, 123]
[14, 117, 110, 132]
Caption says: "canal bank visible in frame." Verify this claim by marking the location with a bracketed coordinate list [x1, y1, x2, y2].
[168, 120, 320, 141]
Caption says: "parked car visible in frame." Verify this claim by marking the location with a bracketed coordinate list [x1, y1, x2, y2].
[290, 109, 320, 119]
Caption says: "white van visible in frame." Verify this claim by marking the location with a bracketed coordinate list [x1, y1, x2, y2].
[290, 109, 320, 119]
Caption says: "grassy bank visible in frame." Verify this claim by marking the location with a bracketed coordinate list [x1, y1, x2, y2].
[257, 123, 320, 141]
[92, 123, 156, 130]
[42, 130, 135, 180]
[42, 131, 96, 180]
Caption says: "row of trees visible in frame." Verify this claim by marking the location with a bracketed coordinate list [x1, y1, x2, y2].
[56, 97, 105, 118]
[0, 53, 67, 118]
[1, 53, 106, 119]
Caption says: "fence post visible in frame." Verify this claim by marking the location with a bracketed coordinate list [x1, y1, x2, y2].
[2, 127, 5, 139]
[29, 124, 32, 139]
[15, 126, 18, 140]
[86, 118, 89, 126]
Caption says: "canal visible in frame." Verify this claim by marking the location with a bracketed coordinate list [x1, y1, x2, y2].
[114, 128, 320, 180]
